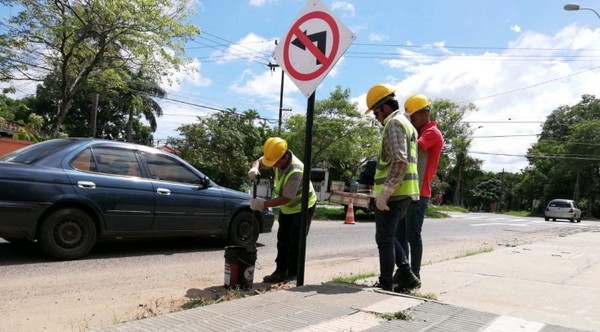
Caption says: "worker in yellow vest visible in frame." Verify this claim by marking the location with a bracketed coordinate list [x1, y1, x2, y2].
[365, 84, 421, 291]
[248, 137, 317, 283]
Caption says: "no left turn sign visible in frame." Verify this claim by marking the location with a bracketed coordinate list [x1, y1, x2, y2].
[273, 0, 355, 97]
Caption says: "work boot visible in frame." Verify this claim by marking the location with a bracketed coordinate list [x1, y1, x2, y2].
[262, 270, 289, 283]
[372, 281, 393, 292]
[287, 271, 297, 281]
[393, 266, 421, 291]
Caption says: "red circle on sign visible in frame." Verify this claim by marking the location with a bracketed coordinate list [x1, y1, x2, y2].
[283, 11, 340, 81]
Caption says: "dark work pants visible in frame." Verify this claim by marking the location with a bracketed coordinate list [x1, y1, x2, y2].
[374, 197, 411, 289]
[275, 205, 315, 275]
[396, 196, 428, 278]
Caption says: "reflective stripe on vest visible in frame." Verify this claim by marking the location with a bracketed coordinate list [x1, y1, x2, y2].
[373, 113, 420, 197]
[273, 155, 317, 214]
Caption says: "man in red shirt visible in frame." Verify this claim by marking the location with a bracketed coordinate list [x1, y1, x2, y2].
[395, 93, 444, 281]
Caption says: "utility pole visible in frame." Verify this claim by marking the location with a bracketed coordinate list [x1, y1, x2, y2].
[90, 93, 99, 138]
[267, 62, 285, 135]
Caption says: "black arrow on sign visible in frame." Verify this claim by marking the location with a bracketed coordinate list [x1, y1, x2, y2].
[292, 30, 327, 65]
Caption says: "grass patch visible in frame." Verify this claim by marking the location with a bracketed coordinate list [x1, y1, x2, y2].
[433, 205, 469, 213]
[425, 206, 450, 218]
[332, 272, 378, 284]
[455, 246, 494, 259]
[377, 310, 412, 321]
[395, 288, 438, 301]
[181, 288, 248, 310]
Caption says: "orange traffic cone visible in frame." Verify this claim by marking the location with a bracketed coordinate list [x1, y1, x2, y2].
[344, 198, 355, 224]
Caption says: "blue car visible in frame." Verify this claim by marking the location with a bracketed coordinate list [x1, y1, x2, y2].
[0, 138, 274, 260]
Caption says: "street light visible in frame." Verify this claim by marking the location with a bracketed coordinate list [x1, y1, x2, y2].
[564, 3, 600, 20]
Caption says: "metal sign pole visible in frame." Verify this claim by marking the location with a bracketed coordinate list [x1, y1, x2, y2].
[296, 91, 315, 286]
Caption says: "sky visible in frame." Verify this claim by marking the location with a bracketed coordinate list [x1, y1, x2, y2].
[2, 0, 600, 173]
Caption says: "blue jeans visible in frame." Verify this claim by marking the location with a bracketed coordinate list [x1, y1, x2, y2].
[375, 197, 411, 290]
[396, 196, 429, 278]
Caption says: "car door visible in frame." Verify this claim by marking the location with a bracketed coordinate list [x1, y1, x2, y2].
[66, 145, 155, 231]
[140, 151, 225, 232]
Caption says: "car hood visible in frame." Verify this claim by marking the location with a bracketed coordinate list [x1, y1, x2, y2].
[219, 186, 252, 201]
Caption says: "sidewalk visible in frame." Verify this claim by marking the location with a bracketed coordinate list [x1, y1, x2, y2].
[93, 230, 600, 332]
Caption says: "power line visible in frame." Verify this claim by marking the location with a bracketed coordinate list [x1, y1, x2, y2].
[458, 65, 600, 104]
[470, 150, 600, 161]
[160, 97, 277, 124]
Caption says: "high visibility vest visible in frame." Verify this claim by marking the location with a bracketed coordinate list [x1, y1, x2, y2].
[273, 155, 317, 214]
[374, 113, 420, 198]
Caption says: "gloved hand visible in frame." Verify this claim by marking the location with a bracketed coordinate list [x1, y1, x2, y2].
[247, 167, 260, 180]
[375, 185, 394, 211]
[250, 198, 265, 211]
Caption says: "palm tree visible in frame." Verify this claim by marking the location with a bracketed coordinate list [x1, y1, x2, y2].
[122, 71, 166, 142]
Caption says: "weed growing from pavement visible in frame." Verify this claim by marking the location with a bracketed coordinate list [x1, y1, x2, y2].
[455, 246, 494, 259]
[182, 287, 248, 309]
[377, 310, 412, 320]
[332, 272, 377, 284]
[395, 288, 438, 301]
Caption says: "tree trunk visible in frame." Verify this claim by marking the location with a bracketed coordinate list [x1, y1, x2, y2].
[50, 98, 73, 138]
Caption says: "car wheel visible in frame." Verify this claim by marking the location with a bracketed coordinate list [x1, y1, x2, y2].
[228, 211, 259, 247]
[38, 208, 97, 260]
[544, 217, 549, 221]
[577, 218, 581, 223]
[552, 218, 556, 221]
[569, 218, 574, 223]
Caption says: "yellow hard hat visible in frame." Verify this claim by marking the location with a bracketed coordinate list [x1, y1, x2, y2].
[365, 84, 396, 114]
[262, 137, 288, 167]
[404, 93, 431, 115]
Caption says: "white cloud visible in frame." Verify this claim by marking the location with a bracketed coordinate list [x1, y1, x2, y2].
[511, 24, 521, 33]
[161, 58, 212, 94]
[368, 33, 386, 42]
[357, 25, 600, 172]
[248, 0, 275, 7]
[228, 68, 303, 117]
[209, 33, 275, 64]
[331, 1, 356, 17]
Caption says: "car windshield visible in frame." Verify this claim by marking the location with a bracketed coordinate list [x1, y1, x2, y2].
[549, 200, 571, 208]
[0, 138, 75, 164]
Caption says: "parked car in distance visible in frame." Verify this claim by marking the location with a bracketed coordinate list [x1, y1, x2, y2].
[544, 199, 581, 223]
[0, 138, 274, 260]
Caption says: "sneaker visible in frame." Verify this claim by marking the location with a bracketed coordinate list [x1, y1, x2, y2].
[263, 270, 289, 283]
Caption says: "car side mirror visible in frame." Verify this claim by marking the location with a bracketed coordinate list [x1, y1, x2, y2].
[199, 176, 212, 188]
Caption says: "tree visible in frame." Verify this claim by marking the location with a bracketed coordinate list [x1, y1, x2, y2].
[168, 109, 268, 191]
[0, 0, 199, 137]
[284, 86, 380, 182]
[25, 74, 155, 144]
[527, 94, 600, 217]
[430, 99, 483, 206]
[120, 71, 166, 142]
[470, 177, 501, 211]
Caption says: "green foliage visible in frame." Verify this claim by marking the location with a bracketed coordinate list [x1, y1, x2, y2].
[377, 311, 412, 321]
[0, 0, 200, 137]
[527, 94, 600, 217]
[25, 74, 158, 143]
[430, 99, 483, 207]
[332, 272, 378, 284]
[470, 177, 501, 210]
[431, 205, 469, 213]
[169, 109, 266, 191]
[284, 86, 380, 182]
